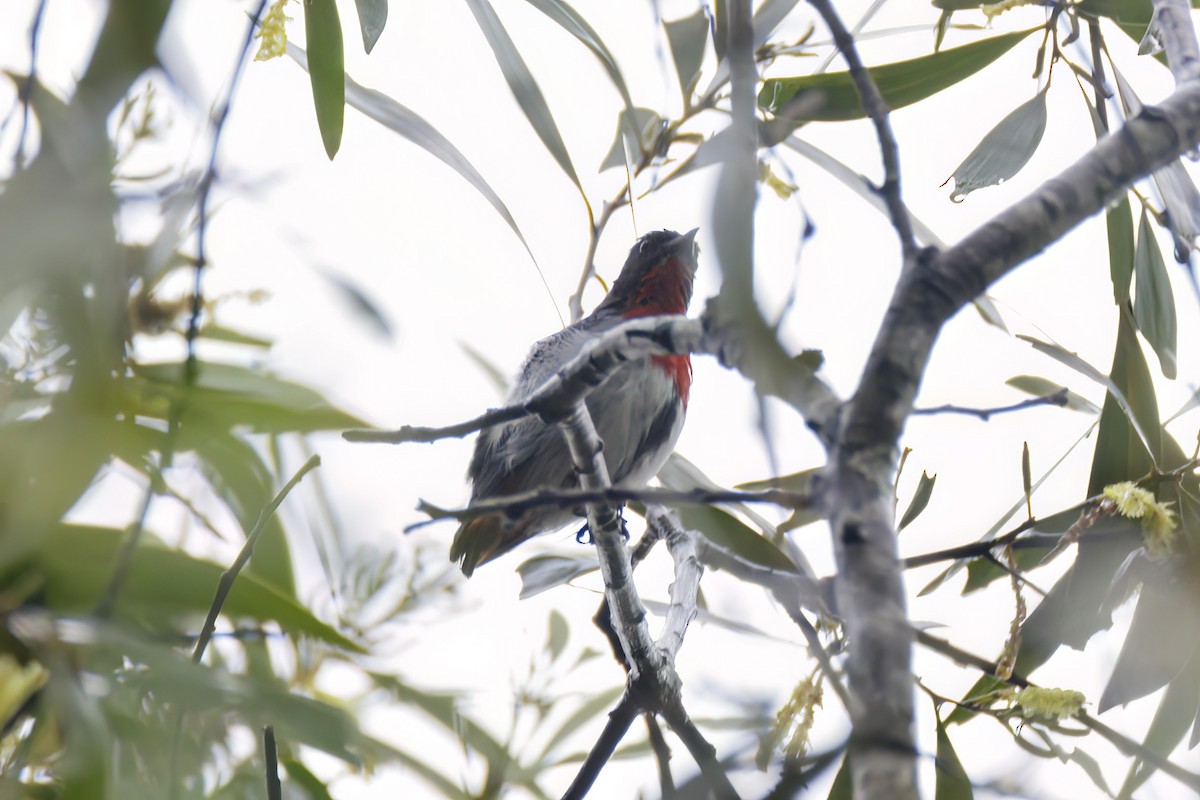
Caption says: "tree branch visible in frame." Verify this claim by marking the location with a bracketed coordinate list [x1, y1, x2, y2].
[806, 0, 916, 259]
[646, 507, 702, 662]
[344, 311, 841, 450]
[410, 484, 813, 531]
[911, 389, 1069, 420]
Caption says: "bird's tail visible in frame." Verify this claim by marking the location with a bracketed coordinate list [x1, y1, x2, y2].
[450, 513, 530, 577]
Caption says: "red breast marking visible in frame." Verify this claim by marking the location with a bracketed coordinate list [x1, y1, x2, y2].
[653, 354, 692, 408]
[621, 255, 693, 408]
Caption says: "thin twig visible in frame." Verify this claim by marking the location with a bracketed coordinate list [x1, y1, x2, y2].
[263, 726, 282, 800]
[912, 389, 1070, 420]
[806, 0, 917, 259]
[410, 485, 813, 531]
[192, 455, 320, 663]
[15, 0, 48, 170]
[646, 714, 676, 800]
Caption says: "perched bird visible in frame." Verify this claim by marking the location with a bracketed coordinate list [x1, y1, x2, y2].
[451, 228, 700, 576]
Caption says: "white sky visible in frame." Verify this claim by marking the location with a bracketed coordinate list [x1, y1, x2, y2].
[5, 0, 1200, 797]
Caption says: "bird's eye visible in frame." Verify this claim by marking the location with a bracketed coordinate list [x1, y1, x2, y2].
[639, 297, 651, 306]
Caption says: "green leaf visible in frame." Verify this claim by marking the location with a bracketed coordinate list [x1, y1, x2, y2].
[1107, 196, 1136, 305]
[1005, 375, 1100, 414]
[516, 554, 598, 599]
[1151, 160, 1200, 261]
[288, 43, 544, 275]
[304, 0, 345, 159]
[30, 525, 361, 651]
[599, 107, 663, 171]
[1022, 442, 1032, 518]
[946, 87, 1048, 201]
[538, 685, 625, 765]
[1117, 644, 1200, 796]
[521, 0, 636, 114]
[827, 754, 852, 800]
[1133, 207, 1179, 379]
[547, 609, 569, 661]
[1017, 334, 1159, 465]
[677, 505, 798, 572]
[735, 467, 820, 493]
[464, 0, 581, 190]
[198, 324, 273, 349]
[188, 429, 295, 593]
[129, 361, 368, 433]
[758, 28, 1037, 123]
[1099, 571, 1200, 711]
[352, 0, 387, 53]
[899, 471, 937, 531]
[282, 758, 335, 800]
[934, 706, 974, 800]
[665, 9, 709, 99]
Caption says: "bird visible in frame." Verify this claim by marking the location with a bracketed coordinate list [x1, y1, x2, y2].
[450, 228, 700, 576]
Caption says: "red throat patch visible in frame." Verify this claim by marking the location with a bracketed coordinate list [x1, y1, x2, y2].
[623, 256, 692, 318]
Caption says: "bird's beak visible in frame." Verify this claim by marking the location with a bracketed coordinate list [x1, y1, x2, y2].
[673, 228, 699, 259]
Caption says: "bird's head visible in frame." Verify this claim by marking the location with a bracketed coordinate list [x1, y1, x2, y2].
[595, 228, 699, 319]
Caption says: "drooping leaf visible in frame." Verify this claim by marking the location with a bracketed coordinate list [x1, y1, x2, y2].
[1017, 333, 1159, 465]
[29, 525, 361, 651]
[934, 707, 974, 800]
[759, 28, 1037, 123]
[318, 267, 394, 338]
[1116, 644, 1200, 796]
[521, 0, 635, 113]
[826, 754, 853, 800]
[516, 554, 597, 599]
[128, 361, 368, 433]
[464, 0, 582, 190]
[1132, 207, 1178, 378]
[1099, 565, 1200, 711]
[286, 43, 543, 274]
[899, 471, 937, 531]
[1108, 196, 1137, 305]
[735, 467, 820, 493]
[599, 107, 664, 171]
[352, 0, 387, 53]
[303, 0, 345, 159]
[187, 428, 295, 592]
[677, 505, 798, 572]
[537, 685, 625, 765]
[665, 9, 710, 99]
[1151, 159, 1200, 262]
[1005, 375, 1100, 414]
[946, 87, 1048, 201]
[547, 609, 569, 661]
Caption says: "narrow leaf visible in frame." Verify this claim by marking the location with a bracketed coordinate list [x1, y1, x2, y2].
[1133, 207, 1179, 378]
[547, 609, 569, 660]
[1005, 375, 1100, 414]
[677, 505, 798, 571]
[287, 43, 542, 272]
[353, 0, 387, 53]
[934, 708, 974, 800]
[1022, 442, 1033, 520]
[1108, 196, 1137, 305]
[304, 0, 345, 159]
[517, 554, 597, 599]
[899, 471, 937, 531]
[1099, 572, 1200, 711]
[522, 0, 636, 113]
[464, 0, 581, 188]
[665, 9, 710, 99]
[946, 87, 1048, 201]
[759, 28, 1037, 123]
[1117, 645, 1200, 796]
[1017, 334, 1158, 465]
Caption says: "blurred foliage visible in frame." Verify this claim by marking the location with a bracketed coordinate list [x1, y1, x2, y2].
[5, 0, 1200, 798]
